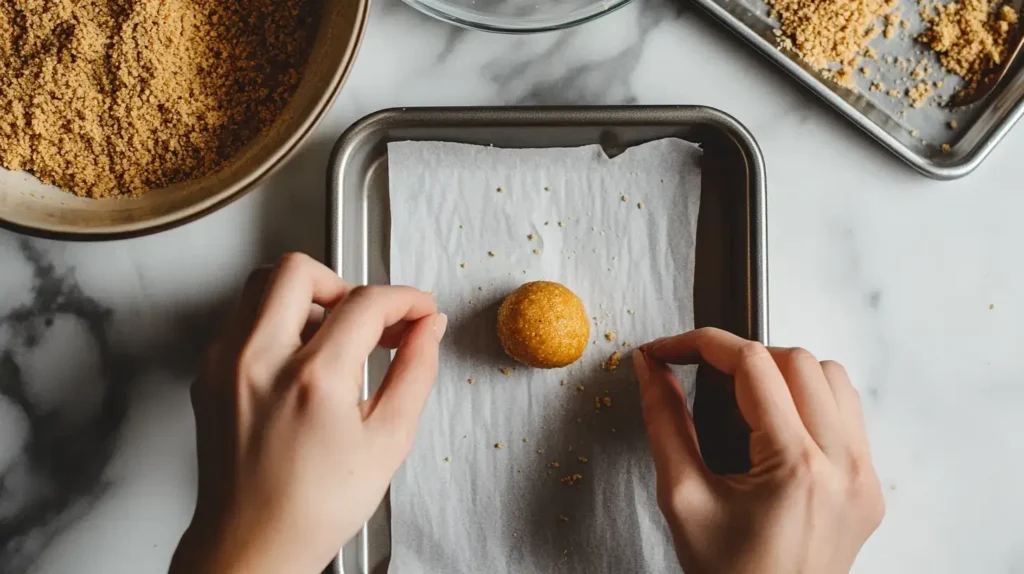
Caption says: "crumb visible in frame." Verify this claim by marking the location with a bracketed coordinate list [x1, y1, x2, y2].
[871, 81, 886, 92]
[544, 186, 552, 191]
[990, 303, 995, 309]
[444, 456, 451, 462]
[545, 221, 550, 225]
[497, 186, 505, 193]
[864, 46, 879, 60]
[578, 456, 589, 463]
[602, 396, 612, 407]
[919, 0, 1019, 95]
[495, 442, 504, 449]
[626, 309, 634, 315]
[621, 195, 629, 202]
[527, 233, 536, 241]
[550, 462, 560, 468]
[594, 396, 602, 410]
[537, 449, 545, 454]
[459, 225, 465, 230]
[601, 351, 622, 372]
[942, 143, 952, 152]
[577, 384, 585, 392]
[604, 331, 616, 342]
[560, 379, 567, 386]
[467, 378, 476, 385]
[885, 13, 901, 39]
[888, 88, 904, 98]
[533, 249, 542, 255]
[862, 66, 872, 77]
[911, 129, 920, 137]
[561, 473, 584, 486]
[558, 515, 569, 523]
[950, 120, 959, 128]
[558, 221, 565, 228]
[460, 262, 467, 269]
[488, 251, 497, 257]
[499, 367, 511, 376]
[908, 81, 934, 107]
[637, 201, 644, 209]
[621, 340, 632, 347]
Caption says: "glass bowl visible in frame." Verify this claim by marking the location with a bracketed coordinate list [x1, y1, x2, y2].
[401, 0, 635, 33]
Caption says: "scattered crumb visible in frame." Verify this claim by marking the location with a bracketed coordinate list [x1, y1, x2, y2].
[545, 221, 550, 226]
[908, 81, 934, 107]
[888, 88, 904, 98]
[578, 456, 589, 463]
[637, 201, 644, 209]
[941, 143, 952, 152]
[911, 129, 920, 137]
[467, 378, 476, 385]
[460, 262, 467, 269]
[444, 456, 451, 462]
[488, 251, 497, 257]
[527, 233, 536, 241]
[558, 221, 565, 228]
[862, 66, 872, 77]
[495, 442, 505, 449]
[560, 379, 567, 386]
[604, 331, 616, 342]
[989, 303, 995, 309]
[601, 351, 622, 372]
[871, 81, 886, 92]
[558, 515, 569, 523]
[550, 461, 560, 468]
[533, 249, 542, 255]
[537, 448, 545, 454]
[602, 396, 613, 407]
[950, 120, 959, 128]
[459, 225, 465, 230]
[885, 12, 901, 39]
[620, 195, 629, 202]
[626, 309, 634, 315]
[499, 367, 511, 376]
[544, 186, 552, 191]
[561, 473, 584, 486]
[865, 46, 879, 60]
[576, 384, 585, 392]
[496, 186, 505, 193]
[621, 340, 632, 347]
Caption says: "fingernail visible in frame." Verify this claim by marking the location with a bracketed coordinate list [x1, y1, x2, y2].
[434, 313, 448, 342]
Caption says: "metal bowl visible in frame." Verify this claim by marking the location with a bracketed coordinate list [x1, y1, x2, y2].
[400, 0, 634, 33]
[0, 0, 368, 240]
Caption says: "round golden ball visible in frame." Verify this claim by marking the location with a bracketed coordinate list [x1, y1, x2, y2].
[496, 281, 589, 369]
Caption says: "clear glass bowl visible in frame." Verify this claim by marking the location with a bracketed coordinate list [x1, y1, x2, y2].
[401, 0, 635, 33]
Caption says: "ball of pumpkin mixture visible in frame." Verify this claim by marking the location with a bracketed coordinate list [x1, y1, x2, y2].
[496, 281, 589, 369]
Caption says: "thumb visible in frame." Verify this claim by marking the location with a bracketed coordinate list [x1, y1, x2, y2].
[364, 313, 446, 450]
[635, 350, 712, 507]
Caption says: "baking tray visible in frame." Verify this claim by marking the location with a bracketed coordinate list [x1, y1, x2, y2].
[691, 0, 1024, 179]
[324, 106, 769, 574]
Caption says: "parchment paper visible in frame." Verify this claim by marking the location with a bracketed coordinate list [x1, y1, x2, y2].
[387, 139, 702, 574]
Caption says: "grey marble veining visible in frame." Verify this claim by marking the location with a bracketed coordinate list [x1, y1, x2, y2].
[3, 0, 1024, 571]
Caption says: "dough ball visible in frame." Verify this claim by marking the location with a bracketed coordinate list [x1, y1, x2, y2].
[497, 281, 589, 369]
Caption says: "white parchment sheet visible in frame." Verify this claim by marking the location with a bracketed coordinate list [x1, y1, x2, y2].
[387, 139, 701, 574]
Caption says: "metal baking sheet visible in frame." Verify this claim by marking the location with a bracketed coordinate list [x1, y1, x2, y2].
[324, 106, 769, 574]
[692, 0, 1024, 179]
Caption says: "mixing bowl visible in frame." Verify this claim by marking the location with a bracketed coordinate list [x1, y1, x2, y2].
[0, 0, 368, 239]
[401, 0, 634, 33]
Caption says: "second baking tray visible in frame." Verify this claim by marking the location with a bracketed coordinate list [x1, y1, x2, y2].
[692, 0, 1024, 179]
[325, 106, 768, 574]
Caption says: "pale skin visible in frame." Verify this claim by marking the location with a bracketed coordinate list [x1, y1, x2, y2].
[171, 253, 884, 574]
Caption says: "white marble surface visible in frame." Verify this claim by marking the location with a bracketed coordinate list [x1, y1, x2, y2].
[2, 0, 1024, 572]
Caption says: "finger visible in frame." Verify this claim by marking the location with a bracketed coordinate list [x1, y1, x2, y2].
[643, 328, 808, 448]
[250, 253, 351, 351]
[635, 350, 712, 501]
[364, 314, 446, 453]
[820, 360, 870, 455]
[768, 347, 843, 456]
[300, 304, 327, 344]
[303, 285, 438, 377]
[221, 266, 273, 342]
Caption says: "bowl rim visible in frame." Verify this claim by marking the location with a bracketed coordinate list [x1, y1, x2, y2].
[399, 0, 636, 34]
[0, 0, 370, 242]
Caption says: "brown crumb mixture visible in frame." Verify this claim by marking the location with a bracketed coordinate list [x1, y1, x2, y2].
[561, 473, 584, 486]
[601, 351, 622, 372]
[767, 0, 899, 87]
[919, 0, 1019, 92]
[908, 81, 935, 107]
[0, 0, 320, 197]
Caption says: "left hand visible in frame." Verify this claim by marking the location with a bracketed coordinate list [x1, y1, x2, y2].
[170, 253, 446, 574]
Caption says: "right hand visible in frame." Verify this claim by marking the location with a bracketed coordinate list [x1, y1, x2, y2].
[634, 328, 884, 574]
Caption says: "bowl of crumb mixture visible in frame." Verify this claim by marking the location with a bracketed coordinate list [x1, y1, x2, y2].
[0, 0, 367, 238]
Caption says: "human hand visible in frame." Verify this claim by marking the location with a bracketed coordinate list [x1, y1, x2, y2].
[170, 253, 447, 574]
[634, 328, 884, 574]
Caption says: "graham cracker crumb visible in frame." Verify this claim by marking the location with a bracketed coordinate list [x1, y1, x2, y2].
[558, 221, 565, 228]
[444, 456, 451, 462]
[888, 88, 904, 98]
[862, 66, 873, 77]
[495, 442, 505, 449]
[467, 378, 476, 385]
[497, 186, 505, 193]
[908, 81, 935, 107]
[576, 384, 585, 392]
[950, 120, 959, 128]
[885, 13, 902, 38]
[560, 379, 567, 386]
[621, 195, 629, 202]
[990, 303, 996, 309]
[550, 461, 560, 468]
[527, 234, 536, 241]
[871, 81, 887, 92]
[601, 351, 622, 372]
[533, 249, 542, 255]
[460, 262, 467, 269]
[578, 456, 589, 463]
[0, 0, 320, 197]
[637, 201, 645, 209]
[488, 251, 497, 257]
[942, 143, 952, 152]
[604, 331, 616, 342]
[499, 367, 511, 376]
[561, 473, 584, 486]
[919, 0, 1019, 94]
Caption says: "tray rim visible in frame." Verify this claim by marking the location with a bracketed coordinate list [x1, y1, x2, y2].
[324, 105, 770, 574]
[690, 0, 1024, 180]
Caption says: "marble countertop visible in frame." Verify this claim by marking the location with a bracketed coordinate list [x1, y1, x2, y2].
[3, 0, 1023, 572]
